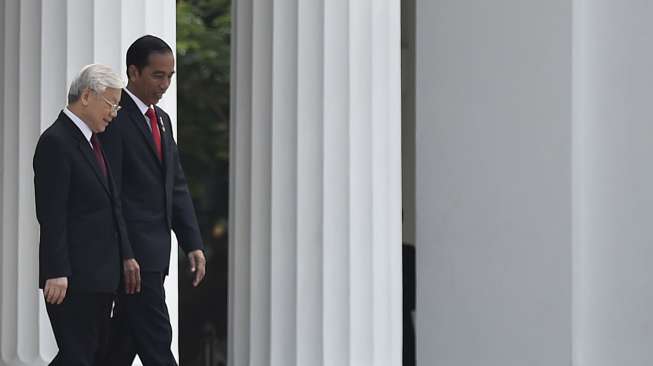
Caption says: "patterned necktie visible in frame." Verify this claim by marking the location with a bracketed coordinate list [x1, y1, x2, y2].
[90, 134, 107, 177]
[145, 107, 162, 161]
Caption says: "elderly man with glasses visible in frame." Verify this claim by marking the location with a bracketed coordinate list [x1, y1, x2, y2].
[33, 63, 131, 365]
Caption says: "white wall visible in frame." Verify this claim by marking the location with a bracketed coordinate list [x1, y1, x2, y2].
[416, 1, 573, 365]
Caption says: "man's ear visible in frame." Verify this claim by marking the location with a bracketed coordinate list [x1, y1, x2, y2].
[128, 65, 139, 81]
[80, 88, 92, 106]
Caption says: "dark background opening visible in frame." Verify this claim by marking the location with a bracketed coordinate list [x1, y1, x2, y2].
[176, 0, 231, 365]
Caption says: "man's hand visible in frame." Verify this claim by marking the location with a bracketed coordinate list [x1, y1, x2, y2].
[44, 277, 68, 304]
[188, 250, 206, 287]
[123, 258, 141, 294]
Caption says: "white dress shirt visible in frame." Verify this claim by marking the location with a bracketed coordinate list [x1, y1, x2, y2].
[63, 107, 93, 149]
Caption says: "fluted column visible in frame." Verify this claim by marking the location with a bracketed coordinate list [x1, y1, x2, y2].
[573, 2, 653, 365]
[0, 1, 178, 365]
[229, 1, 402, 365]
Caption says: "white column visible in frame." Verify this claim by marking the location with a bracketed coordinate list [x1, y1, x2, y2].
[417, 1, 653, 365]
[0, 1, 178, 365]
[416, 0, 573, 365]
[1, 1, 46, 364]
[228, 1, 403, 365]
[574, 2, 653, 365]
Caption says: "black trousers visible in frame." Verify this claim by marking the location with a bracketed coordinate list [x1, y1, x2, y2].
[102, 272, 177, 366]
[46, 292, 113, 366]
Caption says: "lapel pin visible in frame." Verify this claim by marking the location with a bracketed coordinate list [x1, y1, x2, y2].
[159, 116, 165, 133]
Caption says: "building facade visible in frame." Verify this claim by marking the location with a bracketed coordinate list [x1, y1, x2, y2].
[3, 0, 653, 365]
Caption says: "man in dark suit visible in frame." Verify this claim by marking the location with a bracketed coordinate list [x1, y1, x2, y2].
[34, 64, 128, 365]
[100, 35, 206, 366]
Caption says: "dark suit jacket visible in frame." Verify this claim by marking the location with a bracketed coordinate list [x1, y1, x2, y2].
[100, 90, 203, 273]
[33, 112, 130, 293]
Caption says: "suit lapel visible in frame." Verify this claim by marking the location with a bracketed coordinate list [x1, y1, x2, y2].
[78, 140, 111, 194]
[121, 91, 163, 167]
[58, 112, 111, 195]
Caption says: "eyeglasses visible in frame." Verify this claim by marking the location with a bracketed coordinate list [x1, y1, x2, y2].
[101, 96, 122, 113]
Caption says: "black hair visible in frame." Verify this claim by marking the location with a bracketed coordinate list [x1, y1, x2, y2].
[125, 35, 173, 79]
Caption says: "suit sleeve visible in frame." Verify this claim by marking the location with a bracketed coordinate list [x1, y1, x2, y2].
[33, 135, 72, 279]
[115, 202, 134, 259]
[101, 122, 134, 259]
[168, 121, 204, 254]
[111, 176, 134, 259]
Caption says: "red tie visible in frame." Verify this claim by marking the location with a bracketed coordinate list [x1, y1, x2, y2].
[91, 134, 107, 177]
[145, 107, 162, 161]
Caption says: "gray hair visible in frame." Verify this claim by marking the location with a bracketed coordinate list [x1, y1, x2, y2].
[67, 64, 124, 104]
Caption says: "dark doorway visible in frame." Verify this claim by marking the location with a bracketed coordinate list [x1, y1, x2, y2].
[401, 0, 416, 364]
[176, 0, 231, 365]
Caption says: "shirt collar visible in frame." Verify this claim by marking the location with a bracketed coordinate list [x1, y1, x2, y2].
[63, 107, 93, 144]
[124, 87, 151, 115]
